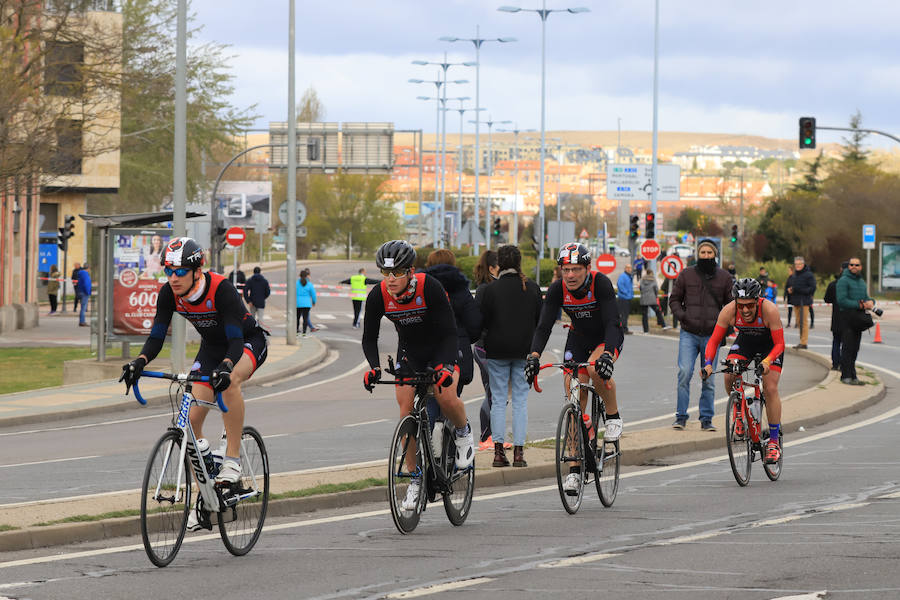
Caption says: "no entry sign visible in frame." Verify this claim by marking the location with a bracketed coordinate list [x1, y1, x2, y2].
[595, 253, 617, 274]
[659, 254, 684, 279]
[225, 226, 246, 247]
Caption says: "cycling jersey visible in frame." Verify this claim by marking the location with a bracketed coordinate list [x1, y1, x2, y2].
[140, 272, 263, 366]
[704, 298, 785, 371]
[362, 272, 457, 370]
[531, 272, 624, 358]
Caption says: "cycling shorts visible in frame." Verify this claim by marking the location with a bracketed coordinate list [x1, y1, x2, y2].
[726, 333, 783, 373]
[395, 345, 453, 376]
[191, 329, 268, 388]
[563, 329, 622, 364]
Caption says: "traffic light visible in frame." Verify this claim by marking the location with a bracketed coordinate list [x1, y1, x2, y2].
[645, 212, 656, 239]
[57, 215, 75, 251]
[730, 224, 739, 246]
[307, 137, 320, 161]
[629, 215, 639, 239]
[214, 226, 228, 253]
[799, 117, 816, 149]
[492, 217, 501, 237]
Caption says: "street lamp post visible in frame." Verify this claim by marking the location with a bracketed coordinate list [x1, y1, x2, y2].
[447, 99, 480, 243]
[441, 27, 516, 255]
[499, 1, 588, 284]
[470, 116, 511, 249]
[497, 125, 535, 245]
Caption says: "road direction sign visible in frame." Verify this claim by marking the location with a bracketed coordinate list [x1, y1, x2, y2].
[225, 226, 246, 247]
[607, 164, 681, 201]
[278, 201, 307, 226]
[659, 254, 684, 279]
[863, 224, 876, 249]
[640, 239, 661, 261]
[595, 253, 617, 274]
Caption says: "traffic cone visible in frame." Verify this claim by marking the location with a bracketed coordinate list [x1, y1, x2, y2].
[873, 322, 883, 343]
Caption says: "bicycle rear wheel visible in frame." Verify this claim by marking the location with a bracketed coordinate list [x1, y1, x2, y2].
[441, 423, 475, 526]
[726, 393, 752, 486]
[593, 395, 620, 507]
[555, 404, 586, 514]
[388, 416, 424, 534]
[218, 426, 270, 556]
[759, 400, 784, 481]
[141, 430, 190, 567]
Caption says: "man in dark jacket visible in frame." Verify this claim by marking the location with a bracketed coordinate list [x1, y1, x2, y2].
[836, 257, 875, 385]
[243, 266, 271, 323]
[823, 262, 847, 370]
[788, 256, 816, 348]
[668, 239, 732, 430]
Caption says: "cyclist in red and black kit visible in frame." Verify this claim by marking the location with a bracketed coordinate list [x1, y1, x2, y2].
[119, 238, 269, 486]
[701, 278, 785, 464]
[361, 240, 474, 509]
[526, 243, 625, 493]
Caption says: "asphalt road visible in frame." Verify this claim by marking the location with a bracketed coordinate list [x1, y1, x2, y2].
[0, 261, 823, 504]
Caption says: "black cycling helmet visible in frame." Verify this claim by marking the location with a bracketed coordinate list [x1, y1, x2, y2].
[732, 277, 762, 300]
[163, 237, 205, 269]
[376, 240, 416, 270]
[557, 242, 591, 267]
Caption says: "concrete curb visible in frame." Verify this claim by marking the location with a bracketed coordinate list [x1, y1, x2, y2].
[0, 339, 327, 429]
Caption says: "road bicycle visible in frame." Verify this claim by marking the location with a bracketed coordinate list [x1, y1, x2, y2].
[129, 370, 270, 567]
[374, 357, 475, 534]
[533, 360, 620, 514]
[710, 356, 783, 486]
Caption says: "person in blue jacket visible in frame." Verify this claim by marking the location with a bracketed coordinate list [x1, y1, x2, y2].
[296, 268, 317, 336]
[76, 264, 92, 326]
[616, 263, 634, 334]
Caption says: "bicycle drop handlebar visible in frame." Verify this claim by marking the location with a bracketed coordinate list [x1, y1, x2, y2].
[532, 361, 595, 394]
[131, 370, 227, 413]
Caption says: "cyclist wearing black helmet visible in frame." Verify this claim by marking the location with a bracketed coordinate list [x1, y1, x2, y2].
[701, 277, 785, 464]
[527, 242, 624, 492]
[361, 240, 475, 499]
[120, 237, 269, 489]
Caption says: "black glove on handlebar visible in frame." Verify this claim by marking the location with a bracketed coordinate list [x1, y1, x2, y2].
[210, 360, 233, 393]
[363, 367, 381, 392]
[119, 357, 147, 394]
[525, 355, 540, 386]
[594, 353, 615, 380]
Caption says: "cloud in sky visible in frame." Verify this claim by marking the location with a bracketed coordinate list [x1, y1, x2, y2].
[191, 0, 900, 147]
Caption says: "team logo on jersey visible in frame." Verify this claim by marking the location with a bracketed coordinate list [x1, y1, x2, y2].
[588, 291, 593, 299]
[207, 299, 213, 309]
[388, 301, 396, 308]
[416, 296, 423, 305]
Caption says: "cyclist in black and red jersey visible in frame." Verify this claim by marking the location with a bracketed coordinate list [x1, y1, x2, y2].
[701, 278, 786, 464]
[526, 242, 625, 494]
[361, 240, 474, 510]
[119, 237, 269, 488]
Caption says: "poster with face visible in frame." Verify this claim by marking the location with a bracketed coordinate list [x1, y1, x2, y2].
[881, 243, 900, 290]
[112, 229, 172, 336]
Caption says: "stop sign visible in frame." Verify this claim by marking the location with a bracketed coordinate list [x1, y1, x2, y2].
[640, 239, 661, 261]
[225, 226, 246, 247]
[595, 253, 617, 274]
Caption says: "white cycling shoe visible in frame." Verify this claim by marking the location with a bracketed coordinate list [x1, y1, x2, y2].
[604, 418, 623, 441]
[455, 426, 475, 470]
[215, 459, 242, 484]
[563, 472, 582, 496]
[401, 479, 421, 511]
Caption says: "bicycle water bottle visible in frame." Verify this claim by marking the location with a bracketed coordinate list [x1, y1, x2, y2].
[195, 438, 219, 478]
[432, 420, 444, 459]
[747, 388, 761, 422]
[582, 414, 595, 442]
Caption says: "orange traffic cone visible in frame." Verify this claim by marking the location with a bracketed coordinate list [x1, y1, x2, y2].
[873, 322, 883, 343]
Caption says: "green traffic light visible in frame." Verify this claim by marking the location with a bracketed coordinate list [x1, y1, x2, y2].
[804, 137, 812, 145]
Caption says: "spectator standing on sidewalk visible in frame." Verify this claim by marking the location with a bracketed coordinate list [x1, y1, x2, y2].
[669, 239, 732, 430]
[296, 269, 317, 336]
[639, 271, 666, 332]
[478, 245, 542, 468]
[243, 266, 271, 323]
[47, 265, 60, 315]
[823, 262, 848, 371]
[76, 264, 92, 326]
[616, 264, 634, 334]
[836, 257, 875, 385]
[340, 268, 379, 329]
[789, 256, 816, 349]
[71, 263, 82, 313]
[784, 265, 795, 327]
[633, 256, 645, 280]
[473, 250, 499, 447]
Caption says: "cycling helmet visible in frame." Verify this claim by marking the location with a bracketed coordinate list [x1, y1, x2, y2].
[732, 277, 762, 300]
[164, 237, 204, 269]
[557, 242, 591, 266]
[376, 240, 416, 270]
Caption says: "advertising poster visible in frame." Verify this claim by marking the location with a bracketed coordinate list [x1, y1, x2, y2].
[881, 242, 900, 290]
[112, 229, 172, 336]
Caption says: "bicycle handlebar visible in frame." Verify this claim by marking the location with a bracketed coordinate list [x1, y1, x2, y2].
[704, 356, 765, 380]
[132, 371, 227, 413]
[532, 361, 594, 394]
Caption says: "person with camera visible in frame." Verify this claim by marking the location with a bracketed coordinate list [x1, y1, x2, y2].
[836, 257, 878, 385]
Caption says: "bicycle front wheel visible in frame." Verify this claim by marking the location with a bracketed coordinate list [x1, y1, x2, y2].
[726, 393, 752, 486]
[218, 426, 270, 556]
[594, 397, 620, 507]
[441, 423, 475, 526]
[555, 404, 586, 514]
[388, 416, 424, 534]
[141, 430, 190, 568]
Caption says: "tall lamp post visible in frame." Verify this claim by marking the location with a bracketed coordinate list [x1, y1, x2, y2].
[499, 1, 588, 284]
[447, 98, 480, 243]
[410, 76, 469, 246]
[498, 124, 535, 245]
[440, 28, 516, 255]
[469, 116, 511, 249]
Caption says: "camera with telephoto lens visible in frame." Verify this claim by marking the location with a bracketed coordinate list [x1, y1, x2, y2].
[873, 308, 884, 317]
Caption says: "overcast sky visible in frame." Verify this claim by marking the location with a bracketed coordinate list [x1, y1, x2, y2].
[189, 0, 900, 149]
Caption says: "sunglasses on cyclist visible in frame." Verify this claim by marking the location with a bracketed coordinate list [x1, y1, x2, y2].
[380, 267, 410, 279]
[164, 266, 192, 277]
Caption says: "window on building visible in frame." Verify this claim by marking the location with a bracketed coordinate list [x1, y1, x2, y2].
[44, 41, 84, 97]
[49, 119, 83, 175]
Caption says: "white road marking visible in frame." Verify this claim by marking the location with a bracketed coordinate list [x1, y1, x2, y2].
[344, 419, 388, 428]
[387, 578, 494, 598]
[769, 591, 827, 599]
[538, 553, 619, 568]
[0, 455, 100, 469]
[246, 360, 369, 402]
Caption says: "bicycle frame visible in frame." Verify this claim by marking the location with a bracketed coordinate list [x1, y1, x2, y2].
[722, 358, 766, 446]
[535, 360, 601, 463]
